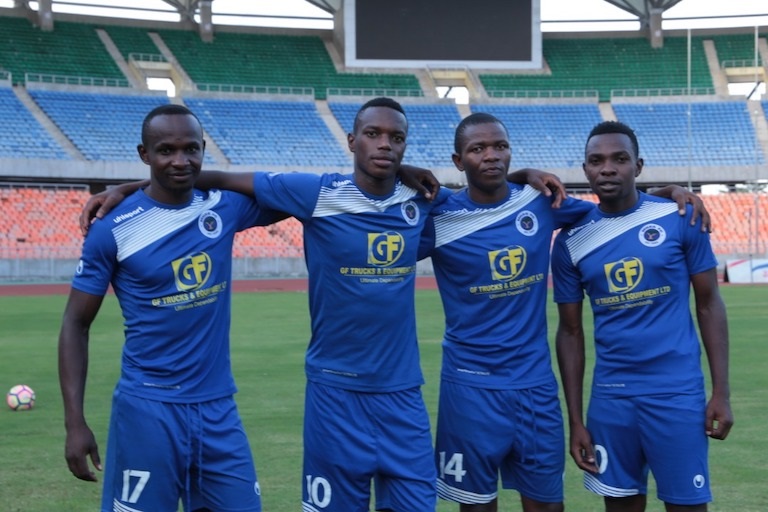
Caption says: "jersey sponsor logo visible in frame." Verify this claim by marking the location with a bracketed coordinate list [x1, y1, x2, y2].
[638, 223, 666, 247]
[198, 210, 222, 239]
[75, 259, 84, 275]
[515, 210, 539, 236]
[604, 257, 644, 293]
[693, 474, 706, 489]
[400, 200, 420, 226]
[488, 245, 527, 281]
[367, 231, 405, 266]
[172, 252, 212, 291]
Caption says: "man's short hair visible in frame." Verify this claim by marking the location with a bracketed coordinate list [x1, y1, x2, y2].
[454, 112, 507, 154]
[141, 104, 202, 145]
[352, 97, 407, 133]
[586, 121, 640, 159]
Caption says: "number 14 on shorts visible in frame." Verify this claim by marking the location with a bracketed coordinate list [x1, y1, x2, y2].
[439, 452, 467, 482]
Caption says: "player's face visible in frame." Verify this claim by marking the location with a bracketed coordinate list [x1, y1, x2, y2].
[453, 122, 511, 204]
[348, 106, 407, 195]
[138, 113, 205, 204]
[583, 132, 643, 213]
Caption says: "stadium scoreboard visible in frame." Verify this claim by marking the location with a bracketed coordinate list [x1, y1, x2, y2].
[343, 0, 542, 70]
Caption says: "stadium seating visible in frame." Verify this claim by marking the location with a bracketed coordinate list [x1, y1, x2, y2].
[0, 12, 766, 273]
[0, 86, 70, 159]
[0, 16, 123, 85]
[329, 101, 462, 168]
[472, 103, 604, 169]
[0, 185, 87, 258]
[233, 218, 304, 258]
[157, 29, 422, 100]
[613, 101, 765, 167]
[705, 192, 768, 255]
[480, 36, 712, 102]
[711, 33, 766, 66]
[0, 185, 306, 260]
[104, 24, 164, 60]
[28, 90, 171, 161]
[571, 191, 768, 256]
[184, 97, 350, 167]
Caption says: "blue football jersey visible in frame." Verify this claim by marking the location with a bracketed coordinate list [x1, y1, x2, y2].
[420, 184, 594, 389]
[72, 188, 281, 402]
[551, 192, 718, 397]
[253, 171, 452, 392]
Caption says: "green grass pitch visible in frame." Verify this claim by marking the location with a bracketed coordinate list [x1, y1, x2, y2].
[0, 285, 766, 511]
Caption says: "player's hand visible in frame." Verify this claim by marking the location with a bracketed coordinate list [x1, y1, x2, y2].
[705, 394, 734, 440]
[79, 181, 146, 236]
[508, 168, 567, 208]
[64, 424, 102, 482]
[669, 187, 712, 233]
[569, 423, 599, 474]
[399, 164, 440, 201]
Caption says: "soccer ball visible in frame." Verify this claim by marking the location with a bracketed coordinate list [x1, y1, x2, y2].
[6, 384, 35, 411]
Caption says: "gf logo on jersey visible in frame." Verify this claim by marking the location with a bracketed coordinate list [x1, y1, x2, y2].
[368, 231, 405, 266]
[604, 257, 644, 293]
[489, 246, 527, 281]
[172, 252, 213, 291]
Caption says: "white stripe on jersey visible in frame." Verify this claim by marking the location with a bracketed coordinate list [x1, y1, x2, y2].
[564, 201, 678, 266]
[312, 182, 419, 217]
[584, 472, 639, 497]
[433, 185, 540, 248]
[112, 190, 223, 262]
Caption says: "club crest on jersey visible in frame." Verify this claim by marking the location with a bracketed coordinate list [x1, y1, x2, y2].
[488, 245, 527, 281]
[604, 257, 644, 293]
[401, 201, 419, 226]
[368, 231, 405, 266]
[515, 210, 539, 236]
[198, 210, 222, 239]
[639, 223, 666, 247]
[172, 252, 212, 291]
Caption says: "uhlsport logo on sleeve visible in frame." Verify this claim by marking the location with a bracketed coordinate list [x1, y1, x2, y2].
[368, 231, 405, 266]
[488, 245, 527, 281]
[603, 257, 644, 293]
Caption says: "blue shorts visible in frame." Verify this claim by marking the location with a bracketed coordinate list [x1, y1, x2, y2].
[435, 380, 565, 504]
[585, 392, 711, 505]
[101, 390, 261, 512]
[302, 381, 436, 512]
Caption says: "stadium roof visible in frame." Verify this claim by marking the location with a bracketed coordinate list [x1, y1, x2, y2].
[603, 0, 684, 26]
[4, 0, 767, 33]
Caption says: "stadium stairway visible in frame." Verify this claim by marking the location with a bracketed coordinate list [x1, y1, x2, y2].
[12, 87, 81, 159]
[314, 100, 351, 151]
[95, 28, 144, 89]
[703, 40, 730, 97]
